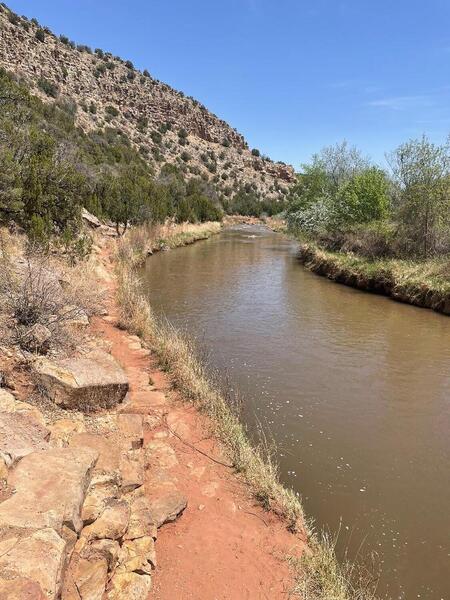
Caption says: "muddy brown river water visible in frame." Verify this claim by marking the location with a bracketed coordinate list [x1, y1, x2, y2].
[140, 225, 450, 599]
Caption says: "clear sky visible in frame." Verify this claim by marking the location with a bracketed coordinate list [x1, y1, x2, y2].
[7, 0, 450, 169]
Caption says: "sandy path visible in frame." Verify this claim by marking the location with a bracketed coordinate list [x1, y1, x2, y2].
[92, 248, 306, 599]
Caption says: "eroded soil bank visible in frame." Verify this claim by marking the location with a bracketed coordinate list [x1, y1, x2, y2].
[298, 243, 450, 315]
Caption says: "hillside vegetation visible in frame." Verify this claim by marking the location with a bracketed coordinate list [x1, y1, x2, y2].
[0, 2, 293, 237]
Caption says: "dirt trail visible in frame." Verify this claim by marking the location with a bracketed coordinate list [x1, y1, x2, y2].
[92, 248, 306, 599]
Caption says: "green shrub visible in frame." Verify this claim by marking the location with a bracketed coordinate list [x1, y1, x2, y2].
[125, 60, 134, 69]
[251, 148, 260, 157]
[37, 78, 58, 98]
[35, 28, 45, 42]
[105, 105, 119, 118]
[59, 34, 69, 44]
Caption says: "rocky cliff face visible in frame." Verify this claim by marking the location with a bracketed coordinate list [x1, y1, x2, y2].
[0, 6, 294, 200]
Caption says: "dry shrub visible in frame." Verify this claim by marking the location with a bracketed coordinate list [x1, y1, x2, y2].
[0, 234, 104, 354]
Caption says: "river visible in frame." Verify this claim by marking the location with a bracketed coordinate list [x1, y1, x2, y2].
[140, 225, 450, 599]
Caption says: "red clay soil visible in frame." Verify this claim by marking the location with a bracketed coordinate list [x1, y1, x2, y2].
[91, 251, 306, 599]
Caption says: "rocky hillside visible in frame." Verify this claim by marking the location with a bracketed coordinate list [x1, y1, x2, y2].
[0, 5, 294, 200]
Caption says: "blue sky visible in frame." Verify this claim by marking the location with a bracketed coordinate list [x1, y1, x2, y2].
[7, 0, 450, 168]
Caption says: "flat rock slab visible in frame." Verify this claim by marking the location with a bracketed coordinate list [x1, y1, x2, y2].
[0, 447, 98, 534]
[0, 575, 47, 599]
[69, 433, 120, 472]
[0, 528, 66, 600]
[117, 391, 166, 415]
[34, 349, 129, 412]
[147, 491, 187, 528]
[0, 412, 49, 467]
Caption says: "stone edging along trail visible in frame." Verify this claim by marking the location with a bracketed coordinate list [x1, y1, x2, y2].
[0, 225, 306, 599]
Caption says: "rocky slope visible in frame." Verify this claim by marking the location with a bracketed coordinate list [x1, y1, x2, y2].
[0, 5, 294, 201]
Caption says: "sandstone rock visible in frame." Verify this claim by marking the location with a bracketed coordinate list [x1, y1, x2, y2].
[117, 414, 143, 450]
[106, 572, 152, 600]
[81, 499, 129, 542]
[125, 494, 157, 541]
[147, 491, 187, 528]
[0, 575, 46, 599]
[0, 528, 66, 599]
[81, 471, 120, 525]
[88, 539, 120, 569]
[34, 349, 129, 412]
[82, 208, 101, 228]
[117, 536, 156, 574]
[48, 418, 86, 447]
[0, 412, 49, 467]
[0, 389, 46, 426]
[0, 455, 8, 481]
[117, 390, 166, 414]
[70, 433, 120, 472]
[0, 447, 98, 533]
[145, 440, 179, 470]
[68, 556, 108, 600]
[120, 449, 144, 493]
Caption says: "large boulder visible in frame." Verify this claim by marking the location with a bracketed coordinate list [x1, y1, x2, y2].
[0, 447, 98, 534]
[0, 528, 66, 600]
[34, 349, 129, 412]
[0, 411, 49, 467]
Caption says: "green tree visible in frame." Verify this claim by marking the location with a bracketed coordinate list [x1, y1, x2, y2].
[334, 167, 390, 225]
[388, 136, 450, 256]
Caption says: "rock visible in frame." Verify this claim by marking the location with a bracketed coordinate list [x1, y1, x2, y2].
[0, 412, 49, 467]
[0, 575, 46, 599]
[68, 556, 108, 600]
[81, 471, 120, 525]
[0, 389, 46, 426]
[120, 449, 144, 493]
[145, 440, 179, 470]
[81, 499, 129, 542]
[0, 528, 66, 599]
[88, 539, 120, 569]
[48, 418, 86, 447]
[117, 414, 143, 450]
[70, 433, 120, 472]
[34, 349, 129, 412]
[0, 447, 98, 534]
[125, 494, 157, 541]
[147, 491, 187, 528]
[106, 572, 152, 600]
[0, 455, 8, 481]
[20, 323, 52, 354]
[117, 536, 156, 574]
[117, 390, 166, 414]
[82, 208, 101, 228]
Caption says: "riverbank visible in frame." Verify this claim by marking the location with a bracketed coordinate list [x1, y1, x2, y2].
[298, 242, 450, 315]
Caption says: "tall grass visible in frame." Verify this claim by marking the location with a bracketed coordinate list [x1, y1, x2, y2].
[114, 224, 380, 600]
